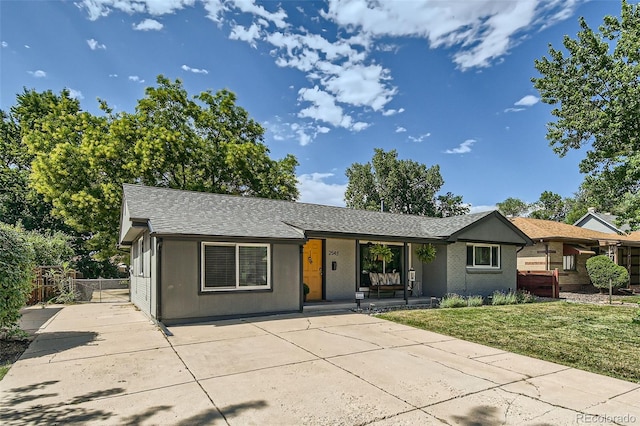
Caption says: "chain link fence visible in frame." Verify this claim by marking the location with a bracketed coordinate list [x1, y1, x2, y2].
[73, 278, 130, 303]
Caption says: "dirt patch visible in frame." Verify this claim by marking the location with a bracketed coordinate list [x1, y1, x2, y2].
[560, 291, 638, 306]
[0, 338, 31, 365]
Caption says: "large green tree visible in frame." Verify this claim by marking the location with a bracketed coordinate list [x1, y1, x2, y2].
[529, 191, 569, 222]
[21, 76, 299, 259]
[344, 148, 468, 216]
[496, 197, 529, 217]
[0, 91, 73, 232]
[533, 0, 640, 229]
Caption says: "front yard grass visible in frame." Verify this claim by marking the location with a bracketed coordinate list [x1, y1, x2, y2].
[380, 302, 640, 383]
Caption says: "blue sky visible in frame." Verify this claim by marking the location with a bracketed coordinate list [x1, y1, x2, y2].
[0, 0, 628, 212]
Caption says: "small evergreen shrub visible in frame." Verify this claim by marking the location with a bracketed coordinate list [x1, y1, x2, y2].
[440, 293, 467, 308]
[586, 255, 629, 292]
[467, 295, 484, 307]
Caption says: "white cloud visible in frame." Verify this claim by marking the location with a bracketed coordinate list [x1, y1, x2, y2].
[395, 126, 406, 133]
[109, 73, 118, 77]
[128, 75, 145, 83]
[297, 173, 347, 206]
[68, 88, 84, 100]
[322, 0, 578, 70]
[504, 107, 525, 113]
[181, 64, 209, 74]
[469, 205, 497, 214]
[74, 0, 578, 142]
[133, 18, 164, 31]
[322, 63, 396, 111]
[351, 121, 370, 132]
[297, 86, 352, 129]
[445, 139, 476, 154]
[24, 45, 30, 49]
[1, 41, 7, 48]
[514, 95, 539, 106]
[383, 107, 404, 116]
[408, 133, 431, 143]
[231, 0, 288, 29]
[266, 118, 334, 146]
[77, 0, 194, 21]
[28, 70, 46, 78]
[229, 23, 261, 47]
[87, 38, 106, 50]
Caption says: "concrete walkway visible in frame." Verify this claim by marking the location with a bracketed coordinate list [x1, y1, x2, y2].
[1, 303, 639, 425]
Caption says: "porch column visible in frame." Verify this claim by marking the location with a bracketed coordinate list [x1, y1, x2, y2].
[404, 242, 408, 304]
[355, 239, 360, 291]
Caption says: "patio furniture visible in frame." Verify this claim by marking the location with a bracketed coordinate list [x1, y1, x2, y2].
[369, 272, 404, 298]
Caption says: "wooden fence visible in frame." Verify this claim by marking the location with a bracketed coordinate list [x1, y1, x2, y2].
[517, 269, 559, 299]
[27, 267, 79, 305]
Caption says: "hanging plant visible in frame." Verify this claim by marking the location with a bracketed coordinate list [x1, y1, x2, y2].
[416, 244, 437, 264]
[369, 244, 393, 263]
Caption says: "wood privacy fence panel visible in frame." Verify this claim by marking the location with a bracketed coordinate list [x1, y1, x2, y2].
[27, 267, 79, 305]
[517, 269, 559, 298]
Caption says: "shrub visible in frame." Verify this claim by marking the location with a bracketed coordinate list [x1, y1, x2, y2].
[515, 289, 537, 304]
[0, 223, 35, 337]
[586, 255, 629, 292]
[47, 265, 78, 304]
[440, 293, 468, 308]
[26, 230, 74, 267]
[467, 295, 484, 307]
[492, 290, 518, 305]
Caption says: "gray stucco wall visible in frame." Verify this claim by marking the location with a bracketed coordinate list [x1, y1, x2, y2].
[446, 242, 517, 297]
[420, 244, 448, 297]
[325, 238, 357, 300]
[160, 239, 301, 323]
[575, 217, 616, 234]
[409, 244, 423, 295]
[455, 215, 529, 245]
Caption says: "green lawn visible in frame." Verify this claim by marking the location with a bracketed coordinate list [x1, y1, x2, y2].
[0, 365, 9, 381]
[615, 295, 640, 304]
[380, 302, 640, 383]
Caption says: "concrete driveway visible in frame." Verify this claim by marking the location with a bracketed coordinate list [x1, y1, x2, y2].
[2, 303, 639, 425]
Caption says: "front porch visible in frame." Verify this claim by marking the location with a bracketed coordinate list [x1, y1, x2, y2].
[303, 296, 438, 313]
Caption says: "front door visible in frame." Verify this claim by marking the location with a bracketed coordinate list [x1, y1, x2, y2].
[303, 239, 323, 301]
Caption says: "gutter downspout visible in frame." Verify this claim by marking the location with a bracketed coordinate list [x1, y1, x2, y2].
[299, 244, 304, 312]
[156, 238, 163, 322]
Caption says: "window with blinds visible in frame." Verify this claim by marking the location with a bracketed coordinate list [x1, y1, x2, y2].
[202, 243, 270, 291]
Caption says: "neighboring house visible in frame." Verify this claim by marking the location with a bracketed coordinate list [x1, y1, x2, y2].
[574, 208, 631, 235]
[574, 209, 640, 286]
[119, 184, 532, 324]
[511, 217, 640, 291]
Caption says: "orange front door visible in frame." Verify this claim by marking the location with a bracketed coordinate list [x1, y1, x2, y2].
[303, 239, 323, 301]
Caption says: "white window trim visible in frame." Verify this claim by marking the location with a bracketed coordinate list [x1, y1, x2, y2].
[201, 242, 271, 292]
[466, 243, 501, 269]
[138, 236, 145, 277]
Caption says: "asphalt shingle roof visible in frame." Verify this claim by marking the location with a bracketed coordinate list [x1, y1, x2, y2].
[122, 184, 496, 242]
[510, 217, 628, 243]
